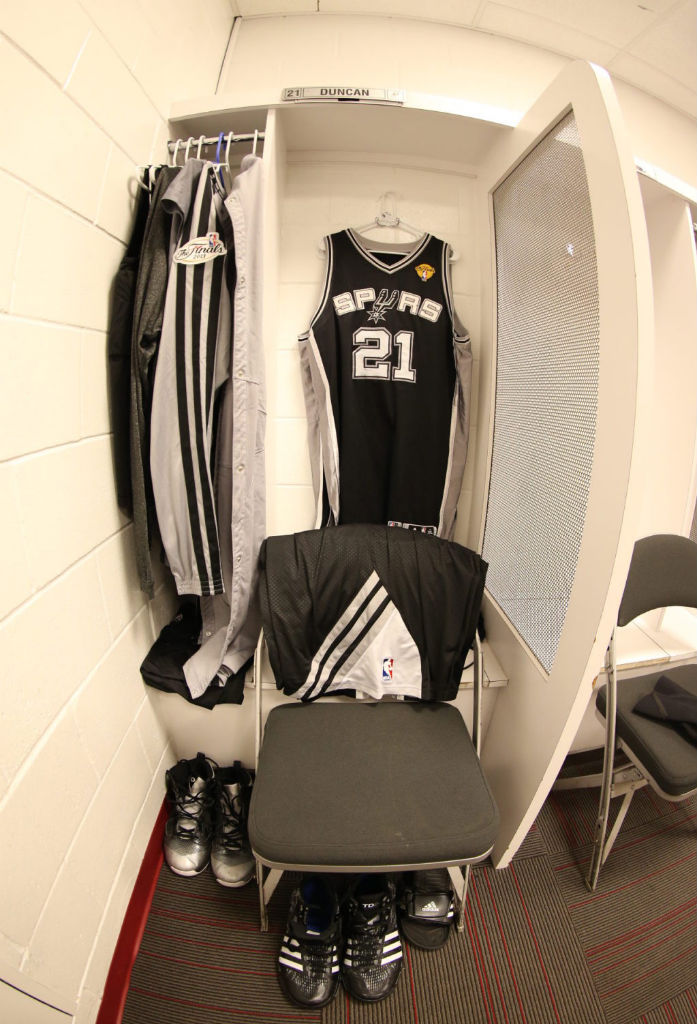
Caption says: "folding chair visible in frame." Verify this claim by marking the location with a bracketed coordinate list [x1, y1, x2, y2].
[247, 526, 499, 931]
[586, 533, 697, 890]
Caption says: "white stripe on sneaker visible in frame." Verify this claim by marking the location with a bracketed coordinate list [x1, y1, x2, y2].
[381, 950, 403, 966]
[279, 956, 303, 972]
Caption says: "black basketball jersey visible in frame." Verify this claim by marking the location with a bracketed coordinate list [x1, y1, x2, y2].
[299, 228, 472, 538]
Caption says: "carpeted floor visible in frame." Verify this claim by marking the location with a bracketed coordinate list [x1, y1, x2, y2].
[122, 786, 696, 1024]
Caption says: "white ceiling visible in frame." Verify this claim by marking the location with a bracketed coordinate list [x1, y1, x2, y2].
[232, 0, 697, 117]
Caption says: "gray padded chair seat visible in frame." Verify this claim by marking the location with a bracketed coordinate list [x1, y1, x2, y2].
[596, 664, 697, 796]
[249, 701, 499, 868]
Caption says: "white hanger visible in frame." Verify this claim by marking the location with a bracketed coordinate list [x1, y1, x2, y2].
[318, 192, 459, 261]
[353, 203, 424, 241]
[170, 139, 182, 167]
[196, 134, 206, 159]
[354, 192, 421, 240]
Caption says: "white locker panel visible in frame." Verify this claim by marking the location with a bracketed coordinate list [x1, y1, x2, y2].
[482, 111, 600, 673]
[473, 61, 654, 866]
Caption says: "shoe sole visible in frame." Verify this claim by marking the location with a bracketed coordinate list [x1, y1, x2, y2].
[400, 924, 451, 950]
[342, 980, 402, 1002]
[166, 862, 209, 877]
[214, 874, 254, 887]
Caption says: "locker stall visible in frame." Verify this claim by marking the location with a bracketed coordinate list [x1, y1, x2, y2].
[2, 8, 697, 1022]
[150, 58, 697, 867]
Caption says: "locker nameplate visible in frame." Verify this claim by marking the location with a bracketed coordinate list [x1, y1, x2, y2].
[282, 87, 404, 105]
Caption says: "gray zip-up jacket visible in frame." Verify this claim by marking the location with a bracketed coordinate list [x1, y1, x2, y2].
[183, 154, 266, 699]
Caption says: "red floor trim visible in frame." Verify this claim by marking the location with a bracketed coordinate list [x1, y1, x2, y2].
[95, 800, 166, 1024]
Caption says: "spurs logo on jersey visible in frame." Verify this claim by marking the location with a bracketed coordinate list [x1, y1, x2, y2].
[299, 227, 472, 539]
[367, 287, 397, 323]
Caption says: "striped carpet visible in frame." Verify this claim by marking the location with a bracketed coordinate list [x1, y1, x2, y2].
[121, 787, 696, 1024]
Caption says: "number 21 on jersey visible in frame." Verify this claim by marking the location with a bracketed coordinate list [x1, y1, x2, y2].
[352, 327, 416, 383]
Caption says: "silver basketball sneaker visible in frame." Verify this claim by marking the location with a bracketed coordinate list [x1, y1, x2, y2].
[210, 762, 255, 887]
[163, 753, 216, 876]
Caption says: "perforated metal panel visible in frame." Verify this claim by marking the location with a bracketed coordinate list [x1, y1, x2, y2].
[482, 112, 599, 674]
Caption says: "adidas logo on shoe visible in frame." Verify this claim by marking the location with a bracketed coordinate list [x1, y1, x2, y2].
[344, 927, 402, 968]
[399, 869, 456, 950]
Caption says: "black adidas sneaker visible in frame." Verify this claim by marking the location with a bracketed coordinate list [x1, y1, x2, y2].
[278, 875, 341, 1008]
[342, 874, 402, 1002]
[399, 869, 456, 949]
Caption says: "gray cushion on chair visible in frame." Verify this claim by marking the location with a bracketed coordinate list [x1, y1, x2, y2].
[248, 702, 499, 868]
[596, 664, 697, 796]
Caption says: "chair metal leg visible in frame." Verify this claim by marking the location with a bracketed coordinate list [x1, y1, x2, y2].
[448, 864, 470, 932]
[473, 631, 483, 757]
[254, 630, 265, 771]
[256, 860, 269, 932]
[600, 788, 634, 865]
[256, 861, 284, 932]
[587, 634, 617, 891]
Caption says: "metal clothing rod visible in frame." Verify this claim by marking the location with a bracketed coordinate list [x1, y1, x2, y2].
[166, 132, 264, 153]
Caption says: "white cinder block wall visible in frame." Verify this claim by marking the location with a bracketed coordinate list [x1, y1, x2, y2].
[0, 2, 236, 1021]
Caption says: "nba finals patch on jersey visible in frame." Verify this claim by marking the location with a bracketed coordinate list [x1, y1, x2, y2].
[415, 263, 435, 282]
[173, 231, 227, 265]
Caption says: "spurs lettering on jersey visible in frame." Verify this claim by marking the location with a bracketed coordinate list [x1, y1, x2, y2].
[333, 287, 443, 324]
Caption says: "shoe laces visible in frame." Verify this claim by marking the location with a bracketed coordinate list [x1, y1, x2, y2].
[301, 942, 337, 974]
[345, 893, 392, 962]
[166, 764, 215, 841]
[215, 787, 247, 852]
[292, 922, 338, 970]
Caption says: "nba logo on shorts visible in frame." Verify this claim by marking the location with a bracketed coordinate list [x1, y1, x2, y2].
[382, 658, 394, 682]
